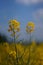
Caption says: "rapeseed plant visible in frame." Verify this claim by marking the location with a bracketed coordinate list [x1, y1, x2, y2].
[8, 19, 20, 43]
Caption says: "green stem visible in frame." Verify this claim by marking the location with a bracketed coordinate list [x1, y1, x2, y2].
[30, 32, 31, 44]
[13, 30, 15, 43]
[14, 33, 15, 43]
[27, 32, 31, 65]
[15, 44, 18, 65]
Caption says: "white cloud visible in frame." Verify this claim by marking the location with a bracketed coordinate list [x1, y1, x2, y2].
[33, 9, 43, 21]
[32, 8, 43, 30]
[32, 9, 43, 40]
[38, 9, 43, 16]
[16, 0, 43, 5]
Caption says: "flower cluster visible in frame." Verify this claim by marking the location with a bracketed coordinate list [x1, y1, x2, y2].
[26, 22, 35, 33]
[8, 20, 20, 32]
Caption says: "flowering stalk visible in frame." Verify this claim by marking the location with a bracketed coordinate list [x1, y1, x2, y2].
[26, 22, 35, 65]
[8, 19, 20, 43]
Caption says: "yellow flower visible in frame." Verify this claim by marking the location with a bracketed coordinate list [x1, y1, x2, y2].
[9, 51, 16, 59]
[9, 19, 20, 30]
[27, 22, 35, 29]
[26, 22, 35, 32]
[9, 19, 20, 26]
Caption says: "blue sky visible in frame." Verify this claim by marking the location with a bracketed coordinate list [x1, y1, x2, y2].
[0, 0, 43, 41]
